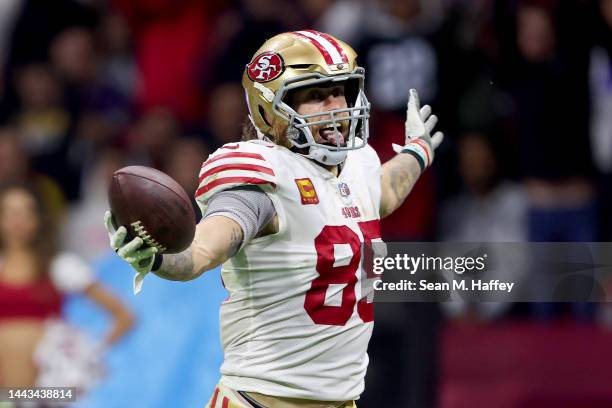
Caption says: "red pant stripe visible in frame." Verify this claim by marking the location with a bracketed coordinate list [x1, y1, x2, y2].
[210, 388, 219, 407]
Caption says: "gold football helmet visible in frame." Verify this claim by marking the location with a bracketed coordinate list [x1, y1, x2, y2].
[242, 30, 370, 165]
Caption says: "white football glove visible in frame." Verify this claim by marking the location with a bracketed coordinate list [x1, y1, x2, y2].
[392, 88, 444, 172]
[104, 210, 158, 294]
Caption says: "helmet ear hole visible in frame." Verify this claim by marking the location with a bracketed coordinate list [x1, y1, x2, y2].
[258, 106, 271, 127]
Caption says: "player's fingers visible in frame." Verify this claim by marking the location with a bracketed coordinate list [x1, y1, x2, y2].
[408, 89, 421, 113]
[135, 246, 158, 261]
[406, 90, 425, 137]
[431, 131, 444, 149]
[424, 114, 438, 134]
[110, 226, 127, 249]
[104, 210, 116, 234]
[117, 237, 144, 258]
[420, 105, 431, 121]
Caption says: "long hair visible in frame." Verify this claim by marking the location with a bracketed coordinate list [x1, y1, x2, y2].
[241, 117, 292, 149]
[0, 183, 58, 277]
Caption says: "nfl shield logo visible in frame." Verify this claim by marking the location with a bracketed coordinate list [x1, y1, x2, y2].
[338, 182, 351, 197]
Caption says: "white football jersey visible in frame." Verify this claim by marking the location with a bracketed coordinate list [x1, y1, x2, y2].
[196, 139, 382, 401]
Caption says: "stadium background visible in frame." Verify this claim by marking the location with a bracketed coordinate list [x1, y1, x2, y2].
[0, 0, 611, 407]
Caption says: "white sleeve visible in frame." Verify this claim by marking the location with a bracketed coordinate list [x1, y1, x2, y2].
[50, 253, 96, 294]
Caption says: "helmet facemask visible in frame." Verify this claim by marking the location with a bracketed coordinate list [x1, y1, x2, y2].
[272, 68, 370, 166]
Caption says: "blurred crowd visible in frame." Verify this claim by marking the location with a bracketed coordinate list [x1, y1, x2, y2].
[0, 0, 611, 405]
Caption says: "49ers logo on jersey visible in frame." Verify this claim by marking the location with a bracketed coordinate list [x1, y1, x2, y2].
[247, 52, 284, 82]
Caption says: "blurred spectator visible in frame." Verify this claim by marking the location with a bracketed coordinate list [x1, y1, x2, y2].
[440, 132, 528, 321]
[68, 110, 117, 169]
[295, 0, 336, 28]
[113, 0, 225, 123]
[441, 132, 526, 242]
[321, 0, 443, 108]
[50, 25, 135, 200]
[164, 137, 209, 220]
[0, 183, 134, 390]
[0, 126, 66, 224]
[204, 82, 247, 150]
[51, 27, 98, 86]
[11, 62, 82, 201]
[502, 1, 594, 184]
[498, 1, 597, 320]
[50, 26, 130, 121]
[63, 148, 126, 262]
[2, 0, 98, 121]
[13, 63, 70, 158]
[5, 0, 98, 67]
[200, 0, 296, 110]
[164, 137, 209, 197]
[127, 106, 179, 169]
[95, 12, 137, 126]
[498, 3, 597, 241]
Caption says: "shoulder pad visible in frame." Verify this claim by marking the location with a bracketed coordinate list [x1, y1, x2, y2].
[195, 142, 277, 209]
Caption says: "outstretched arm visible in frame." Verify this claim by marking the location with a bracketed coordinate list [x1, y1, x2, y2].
[153, 215, 243, 281]
[105, 186, 276, 293]
[380, 154, 423, 218]
[379, 89, 444, 218]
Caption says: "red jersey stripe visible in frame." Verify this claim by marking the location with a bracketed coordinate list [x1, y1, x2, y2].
[203, 152, 266, 167]
[221, 143, 240, 149]
[195, 177, 276, 198]
[221, 397, 229, 408]
[199, 163, 275, 184]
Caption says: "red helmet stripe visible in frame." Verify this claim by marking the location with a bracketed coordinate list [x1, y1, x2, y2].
[303, 30, 348, 63]
[293, 31, 347, 65]
[293, 31, 333, 64]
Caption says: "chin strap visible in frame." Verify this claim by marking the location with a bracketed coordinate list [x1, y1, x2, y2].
[286, 125, 348, 166]
[306, 145, 347, 166]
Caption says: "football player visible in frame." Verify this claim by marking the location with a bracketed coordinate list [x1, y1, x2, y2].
[105, 30, 442, 407]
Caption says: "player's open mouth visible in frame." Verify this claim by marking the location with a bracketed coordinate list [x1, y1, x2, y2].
[319, 126, 346, 146]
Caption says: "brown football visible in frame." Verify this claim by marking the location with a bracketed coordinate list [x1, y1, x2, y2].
[108, 166, 196, 254]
